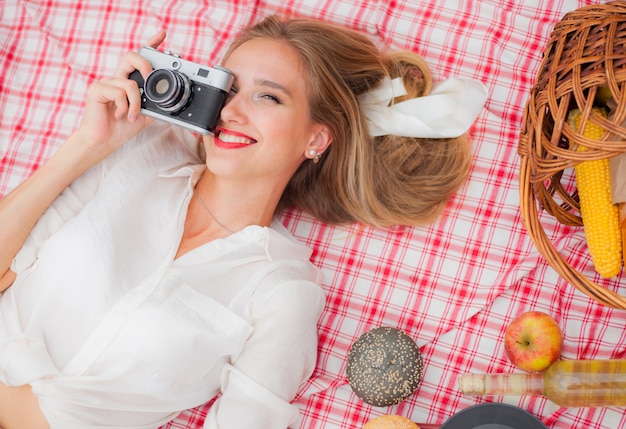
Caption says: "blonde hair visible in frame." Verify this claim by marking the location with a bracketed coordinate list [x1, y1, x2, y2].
[224, 16, 472, 227]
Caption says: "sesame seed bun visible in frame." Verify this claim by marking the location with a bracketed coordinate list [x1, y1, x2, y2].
[347, 327, 424, 407]
[362, 414, 420, 429]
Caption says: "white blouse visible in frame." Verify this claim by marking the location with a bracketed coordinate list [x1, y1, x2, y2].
[0, 123, 325, 429]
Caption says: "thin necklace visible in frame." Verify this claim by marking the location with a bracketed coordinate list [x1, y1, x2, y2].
[192, 187, 235, 234]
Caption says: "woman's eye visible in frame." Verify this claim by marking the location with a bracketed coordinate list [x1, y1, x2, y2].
[261, 93, 281, 104]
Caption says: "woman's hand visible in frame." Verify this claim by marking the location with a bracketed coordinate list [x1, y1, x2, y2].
[71, 31, 167, 161]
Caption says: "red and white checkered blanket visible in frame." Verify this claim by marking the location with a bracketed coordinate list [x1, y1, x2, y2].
[2, 1, 625, 428]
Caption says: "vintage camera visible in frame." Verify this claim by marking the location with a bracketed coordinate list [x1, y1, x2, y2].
[129, 47, 234, 135]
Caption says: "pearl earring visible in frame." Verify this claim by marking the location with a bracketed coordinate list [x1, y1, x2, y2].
[308, 149, 321, 163]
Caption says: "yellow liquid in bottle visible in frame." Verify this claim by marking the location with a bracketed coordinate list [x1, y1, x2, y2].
[458, 359, 626, 407]
[544, 359, 626, 407]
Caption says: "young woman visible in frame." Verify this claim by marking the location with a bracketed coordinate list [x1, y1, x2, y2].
[0, 15, 486, 429]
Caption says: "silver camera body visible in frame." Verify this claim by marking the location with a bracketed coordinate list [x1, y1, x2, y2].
[129, 47, 234, 135]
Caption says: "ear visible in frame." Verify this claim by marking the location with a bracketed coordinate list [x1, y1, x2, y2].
[304, 124, 332, 160]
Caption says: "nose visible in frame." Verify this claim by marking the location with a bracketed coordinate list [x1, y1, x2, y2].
[219, 91, 246, 124]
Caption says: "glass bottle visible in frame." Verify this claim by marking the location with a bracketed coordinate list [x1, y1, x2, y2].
[458, 359, 626, 407]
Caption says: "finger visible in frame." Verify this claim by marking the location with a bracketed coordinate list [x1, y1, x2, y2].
[90, 78, 143, 121]
[113, 51, 153, 79]
[113, 78, 142, 122]
[124, 80, 143, 122]
[107, 77, 144, 121]
[145, 30, 166, 49]
[87, 81, 129, 120]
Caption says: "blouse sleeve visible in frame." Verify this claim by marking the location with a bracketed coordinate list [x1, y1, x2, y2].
[204, 275, 325, 429]
[10, 122, 181, 274]
[10, 159, 104, 274]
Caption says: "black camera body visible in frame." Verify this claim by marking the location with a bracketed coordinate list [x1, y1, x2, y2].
[129, 47, 234, 135]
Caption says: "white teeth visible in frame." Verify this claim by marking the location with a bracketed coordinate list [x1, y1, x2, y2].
[218, 132, 254, 144]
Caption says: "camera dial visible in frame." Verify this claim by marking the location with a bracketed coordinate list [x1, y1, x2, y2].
[144, 69, 192, 112]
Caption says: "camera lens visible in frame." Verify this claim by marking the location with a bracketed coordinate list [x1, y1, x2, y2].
[144, 69, 192, 112]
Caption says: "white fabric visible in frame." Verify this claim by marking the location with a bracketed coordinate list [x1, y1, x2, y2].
[358, 76, 488, 138]
[0, 122, 324, 429]
[204, 366, 300, 428]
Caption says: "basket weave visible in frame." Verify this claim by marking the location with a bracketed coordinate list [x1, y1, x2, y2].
[519, 1, 626, 309]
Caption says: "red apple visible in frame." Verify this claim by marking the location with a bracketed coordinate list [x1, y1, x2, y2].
[504, 311, 563, 372]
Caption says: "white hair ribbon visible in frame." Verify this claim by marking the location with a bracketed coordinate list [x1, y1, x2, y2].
[358, 76, 488, 138]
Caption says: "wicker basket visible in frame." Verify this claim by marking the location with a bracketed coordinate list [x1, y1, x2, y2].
[519, 1, 626, 309]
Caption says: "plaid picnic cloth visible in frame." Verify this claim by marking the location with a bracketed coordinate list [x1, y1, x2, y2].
[1, 1, 625, 428]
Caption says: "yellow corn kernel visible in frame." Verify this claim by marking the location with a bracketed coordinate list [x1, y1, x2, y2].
[568, 108, 622, 278]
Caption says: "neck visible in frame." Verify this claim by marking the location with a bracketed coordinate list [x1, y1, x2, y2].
[176, 170, 286, 260]
[193, 170, 284, 230]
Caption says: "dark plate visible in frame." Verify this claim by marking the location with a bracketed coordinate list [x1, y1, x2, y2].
[440, 403, 547, 429]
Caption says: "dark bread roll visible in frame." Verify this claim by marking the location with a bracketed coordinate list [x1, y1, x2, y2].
[347, 326, 424, 407]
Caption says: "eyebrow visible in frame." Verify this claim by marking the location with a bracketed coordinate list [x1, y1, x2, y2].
[254, 78, 292, 97]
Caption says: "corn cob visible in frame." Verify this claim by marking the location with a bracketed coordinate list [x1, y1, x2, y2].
[568, 108, 623, 278]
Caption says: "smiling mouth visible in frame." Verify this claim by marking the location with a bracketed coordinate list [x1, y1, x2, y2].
[215, 129, 257, 146]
